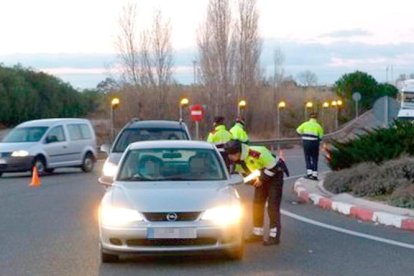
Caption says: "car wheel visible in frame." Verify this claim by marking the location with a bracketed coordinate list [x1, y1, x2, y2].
[101, 250, 119, 263]
[33, 157, 46, 176]
[81, 152, 95, 173]
[226, 243, 244, 260]
[45, 168, 55, 174]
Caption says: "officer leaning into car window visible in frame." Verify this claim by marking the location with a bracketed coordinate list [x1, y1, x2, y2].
[224, 140, 289, 246]
[207, 116, 233, 168]
[296, 112, 324, 181]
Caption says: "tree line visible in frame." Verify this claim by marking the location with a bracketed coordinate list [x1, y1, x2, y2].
[0, 64, 102, 127]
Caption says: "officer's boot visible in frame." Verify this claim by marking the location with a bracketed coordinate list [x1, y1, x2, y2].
[245, 227, 263, 243]
[263, 228, 279, 246]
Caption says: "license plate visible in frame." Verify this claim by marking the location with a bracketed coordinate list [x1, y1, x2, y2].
[147, 227, 197, 239]
[0, 159, 6, 164]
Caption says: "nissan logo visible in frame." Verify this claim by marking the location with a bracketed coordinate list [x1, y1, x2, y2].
[166, 212, 178, 221]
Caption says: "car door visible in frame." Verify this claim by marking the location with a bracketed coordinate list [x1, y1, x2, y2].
[43, 125, 71, 167]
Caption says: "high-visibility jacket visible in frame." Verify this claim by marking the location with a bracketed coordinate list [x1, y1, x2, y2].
[230, 123, 249, 143]
[207, 125, 232, 152]
[234, 144, 279, 182]
[296, 118, 324, 141]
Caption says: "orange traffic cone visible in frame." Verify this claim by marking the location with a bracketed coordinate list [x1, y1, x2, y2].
[29, 166, 41, 187]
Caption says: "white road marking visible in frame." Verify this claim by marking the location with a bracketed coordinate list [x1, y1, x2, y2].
[281, 209, 414, 250]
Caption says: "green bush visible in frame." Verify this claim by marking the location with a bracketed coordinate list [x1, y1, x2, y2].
[390, 184, 414, 208]
[326, 120, 414, 170]
[324, 162, 377, 194]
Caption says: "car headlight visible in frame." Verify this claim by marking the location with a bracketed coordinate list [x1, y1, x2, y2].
[103, 161, 118, 177]
[99, 206, 144, 227]
[11, 150, 29, 157]
[201, 205, 243, 226]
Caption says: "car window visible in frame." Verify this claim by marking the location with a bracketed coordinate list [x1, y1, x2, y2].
[67, 123, 92, 140]
[2, 127, 48, 143]
[118, 148, 225, 181]
[47, 126, 66, 143]
[113, 128, 189, 152]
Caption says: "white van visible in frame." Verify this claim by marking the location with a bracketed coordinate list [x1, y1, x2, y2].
[0, 118, 97, 177]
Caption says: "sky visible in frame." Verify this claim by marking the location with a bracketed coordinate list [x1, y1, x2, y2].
[1, 0, 413, 89]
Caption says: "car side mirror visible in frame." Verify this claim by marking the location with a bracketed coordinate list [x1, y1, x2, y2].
[100, 144, 110, 155]
[228, 174, 244, 186]
[98, 175, 114, 187]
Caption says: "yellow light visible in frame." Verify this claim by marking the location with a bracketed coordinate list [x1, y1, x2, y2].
[278, 101, 286, 108]
[337, 100, 343, 106]
[331, 100, 337, 106]
[306, 102, 313, 108]
[180, 98, 189, 106]
[238, 100, 247, 108]
[322, 102, 329, 108]
[243, 170, 261, 183]
[111, 97, 120, 108]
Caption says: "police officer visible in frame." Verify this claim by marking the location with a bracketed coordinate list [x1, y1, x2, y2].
[207, 116, 233, 167]
[296, 113, 324, 180]
[224, 140, 289, 246]
[230, 117, 249, 144]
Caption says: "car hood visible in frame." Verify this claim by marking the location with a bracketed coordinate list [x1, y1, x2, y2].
[109, 181, 237, 212]
[0, 142, 36, 153]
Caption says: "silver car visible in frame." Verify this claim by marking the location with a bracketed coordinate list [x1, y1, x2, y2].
[98, 141, 244, 262]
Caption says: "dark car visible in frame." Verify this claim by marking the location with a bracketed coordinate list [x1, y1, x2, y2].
[99, 120, 191, 184]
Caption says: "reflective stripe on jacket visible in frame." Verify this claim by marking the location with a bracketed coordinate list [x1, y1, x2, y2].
[296, 119, 324, 141]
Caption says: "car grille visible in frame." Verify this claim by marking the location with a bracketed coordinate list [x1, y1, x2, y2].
[126, 238, 217, 247]
[142, 212, 201, 222]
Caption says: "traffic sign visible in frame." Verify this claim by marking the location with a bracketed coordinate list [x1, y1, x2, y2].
[190, 104, 204, 122]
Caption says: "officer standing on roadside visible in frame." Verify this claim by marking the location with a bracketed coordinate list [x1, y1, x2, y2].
[224, 140, 289, 246]
[296, 112, 324, 180]
[207, 116, 233, 167]
[230, 117, 249, 144]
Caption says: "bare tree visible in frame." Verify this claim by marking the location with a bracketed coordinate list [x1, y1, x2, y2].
[116, 3, 141, 87]
[297, 70, 318, 87]
[234, 0, 261, 102]
[273, 46, 285, 88]
[140, 10, 174, 118]
[198, 0, 235, 116]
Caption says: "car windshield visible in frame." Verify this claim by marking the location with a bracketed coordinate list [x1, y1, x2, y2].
[2, 127, 48, 143]
[113, 128, 189, 152]
[118, 148, 226, 181]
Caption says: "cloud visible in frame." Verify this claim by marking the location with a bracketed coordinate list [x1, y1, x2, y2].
[320, 29, 372, 39]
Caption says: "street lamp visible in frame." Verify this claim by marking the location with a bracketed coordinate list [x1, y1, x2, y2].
[110, 97, 120, 142]
[305, 101, 313, 120]
[179, 97, 189, 122]
[238, 100, 247, 117]
[277, 101, 286, 140]
[322, 101, 329, 130]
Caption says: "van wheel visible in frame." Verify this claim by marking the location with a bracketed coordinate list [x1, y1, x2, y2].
[81, 152, 95, 172]
[33, 157, 46, 176]
[45, 168, 55, 174]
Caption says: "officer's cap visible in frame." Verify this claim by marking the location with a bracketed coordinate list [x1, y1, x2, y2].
[235, 117, 245, 126]
[214, 116, 225, 124]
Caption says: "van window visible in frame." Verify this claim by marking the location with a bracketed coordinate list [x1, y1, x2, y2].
[47, 126, 66, 143]
[3, 127, 48, 143]
[67, 124, 92, 140]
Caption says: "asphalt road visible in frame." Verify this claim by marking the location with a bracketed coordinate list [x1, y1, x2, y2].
[0, 146, 413, 276]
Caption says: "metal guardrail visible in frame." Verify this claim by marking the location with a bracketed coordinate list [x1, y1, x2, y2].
[250, 110, 371, 149]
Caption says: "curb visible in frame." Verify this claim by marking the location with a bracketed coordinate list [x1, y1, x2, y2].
[293, 179, 414, 232]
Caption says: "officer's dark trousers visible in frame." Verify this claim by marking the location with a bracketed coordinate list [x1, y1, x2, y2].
[253, 171, 283, 240]
[303, 140, 320, 172]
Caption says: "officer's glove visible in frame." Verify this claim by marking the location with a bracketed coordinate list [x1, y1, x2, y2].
[276, 158, 290, 177]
